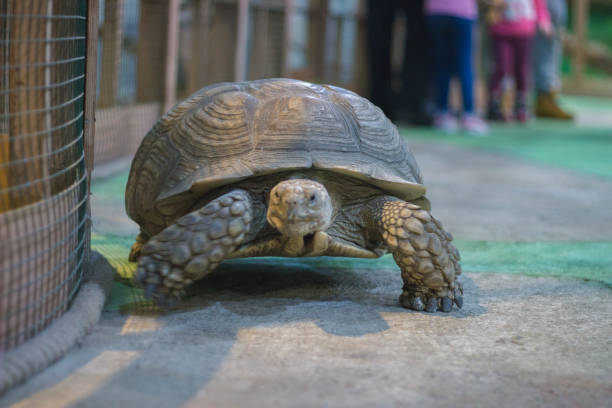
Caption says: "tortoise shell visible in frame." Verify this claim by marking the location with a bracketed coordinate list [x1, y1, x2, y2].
[125, 78, 426, 233]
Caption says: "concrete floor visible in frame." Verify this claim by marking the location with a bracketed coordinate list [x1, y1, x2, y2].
[2, 137, 612, 407]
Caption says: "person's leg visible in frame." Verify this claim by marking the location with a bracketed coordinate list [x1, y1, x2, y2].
[534, 0, 573, 119]
[513, 35, 533, 122]
[428, 15, 452, 114]
[451, 17, 475, 113]
[401, 0, 433, 124]
[447, 17, 488, 134]
[366, 0, 395, 118]
[488, 34, 513, 120]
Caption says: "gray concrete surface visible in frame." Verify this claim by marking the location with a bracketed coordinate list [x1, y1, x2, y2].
[410, 140, 612, 242]
[2, 267, 611, 407]
[3, 141, 611, 407]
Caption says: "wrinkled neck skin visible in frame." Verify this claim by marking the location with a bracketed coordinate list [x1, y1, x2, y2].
[266, 175, 334, 256]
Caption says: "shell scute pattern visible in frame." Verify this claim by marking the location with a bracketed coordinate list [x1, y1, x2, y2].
[126, 79, 426, 227]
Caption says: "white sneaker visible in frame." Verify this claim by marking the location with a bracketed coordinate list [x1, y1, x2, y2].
[433, 113, 458, 133]
[460, 113, 488, 136]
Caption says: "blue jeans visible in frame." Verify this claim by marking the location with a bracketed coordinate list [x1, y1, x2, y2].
[533, 0, 567, 92]
[427, 15, 475, 114]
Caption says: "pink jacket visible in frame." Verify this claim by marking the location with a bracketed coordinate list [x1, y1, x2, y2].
[424, 0, 478, 20]
[489, 0, 551, 37]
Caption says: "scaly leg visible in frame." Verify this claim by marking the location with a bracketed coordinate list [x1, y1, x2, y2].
[134, 189, 254, 306]
[368, 197, 463, 312]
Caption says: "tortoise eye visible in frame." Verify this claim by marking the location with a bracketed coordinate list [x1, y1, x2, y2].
[310, 194, 316, 201]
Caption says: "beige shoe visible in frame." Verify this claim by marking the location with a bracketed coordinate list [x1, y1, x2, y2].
[535, 92, 574, 120]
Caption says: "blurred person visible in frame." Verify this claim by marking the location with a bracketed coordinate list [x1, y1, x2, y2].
[486, 0, 552, 122]
[366, 0, 432, 124]
[425, 0, 488, 135]
[533, 0, 574, 120]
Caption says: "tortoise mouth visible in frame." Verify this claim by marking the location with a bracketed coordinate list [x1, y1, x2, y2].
[303, 232, 315, 248]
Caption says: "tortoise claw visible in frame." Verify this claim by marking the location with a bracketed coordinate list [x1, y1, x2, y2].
[454, 295, 463, 309]
[425, 297, 438, 313]
[441, 297, 453, 312]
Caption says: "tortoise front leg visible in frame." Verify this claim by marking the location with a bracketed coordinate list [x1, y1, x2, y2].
[366, 197, 463, 312]
[134, 189, 256, 306]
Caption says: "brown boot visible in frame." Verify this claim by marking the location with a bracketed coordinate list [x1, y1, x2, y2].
[535, 92, 574, 120]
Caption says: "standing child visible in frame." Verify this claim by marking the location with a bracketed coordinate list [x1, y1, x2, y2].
[425, 0, 488, 135]
[487, 0, 551, 122]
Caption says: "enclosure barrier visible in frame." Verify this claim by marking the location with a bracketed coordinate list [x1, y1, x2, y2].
[0, 0, 101, 393]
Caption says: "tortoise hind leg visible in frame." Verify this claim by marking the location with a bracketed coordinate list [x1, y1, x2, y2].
[367, 197, 462, 312]
[134, 189, 255, 306]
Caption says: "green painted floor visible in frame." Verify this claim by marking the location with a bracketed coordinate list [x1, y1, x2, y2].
[91, 102, 612, 310]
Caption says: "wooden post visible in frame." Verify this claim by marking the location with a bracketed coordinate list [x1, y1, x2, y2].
[572, 0, 589, 84]
[136, 0, 167, 103]
[283, 0, 294, 78]
[235, 0, 250, 82]
[136, 0, 180, 115]
[164, 0, 180, 112]
[333, 15, 344, 83]
[353, 0, 368, 95]
[85, 0, 100, 185]
[249, 5, 269, 79]
[98, 0, 123, 108]
[188, 0, 211, 93]
[307, 0, 328, 80]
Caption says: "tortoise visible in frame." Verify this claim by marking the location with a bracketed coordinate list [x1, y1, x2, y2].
[126, 78, 462, 312]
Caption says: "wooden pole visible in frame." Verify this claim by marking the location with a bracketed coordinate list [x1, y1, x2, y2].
[163, 0, 180, 112]
[98, 0, 123, 108]
[85, 0, 100, 184]
[307, 0, 328, 80]
[572, 0, 589, 84]
[188, 0, 211, 93]
[283, 0, 294, 78]
[235, 0, 250, 82]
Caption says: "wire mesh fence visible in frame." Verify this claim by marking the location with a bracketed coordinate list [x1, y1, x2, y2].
[0, 0, 92, 352]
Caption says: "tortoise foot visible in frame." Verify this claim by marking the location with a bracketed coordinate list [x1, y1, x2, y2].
[375, 199, 462, 313]
[399, 282, 463, 313]
[133, 189, 253, 306]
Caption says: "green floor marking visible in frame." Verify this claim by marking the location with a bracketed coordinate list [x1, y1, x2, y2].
[93, 233, 612, 312]
[92, 171, 129, 200]
[400, 121, 612, 179]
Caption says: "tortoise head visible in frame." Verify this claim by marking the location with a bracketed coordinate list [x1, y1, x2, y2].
[267, 179, 333, 238]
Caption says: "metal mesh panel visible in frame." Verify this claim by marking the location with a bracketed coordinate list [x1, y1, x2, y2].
[0, 0, 91, 351]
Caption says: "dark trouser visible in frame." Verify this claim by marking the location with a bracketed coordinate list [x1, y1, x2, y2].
[489, 34, 533, 99]
[366, 0, 431, 121]
[427, 15, 475, 114]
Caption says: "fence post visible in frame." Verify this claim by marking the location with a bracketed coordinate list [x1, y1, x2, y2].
[283, 0, 295, 78]
[85, 0, 100, 183]
[235, 0, 250, 82]
[136, 0, 180, 115]
[572, 0, 589, 84]
[164, 0, 180, 112]
[98, 0, 123, 108]
[307, 0, 328, 80]
[188, 0, 211, 93]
